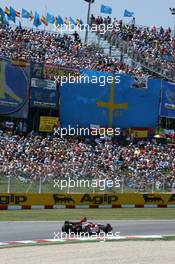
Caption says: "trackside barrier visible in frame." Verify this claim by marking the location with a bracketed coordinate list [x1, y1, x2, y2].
[0, 193, 175, 209]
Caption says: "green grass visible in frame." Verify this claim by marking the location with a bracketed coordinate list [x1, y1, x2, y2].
[0, 208, 175, 221]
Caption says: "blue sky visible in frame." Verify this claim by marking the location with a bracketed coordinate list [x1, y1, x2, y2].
[1, 0, 175, 29]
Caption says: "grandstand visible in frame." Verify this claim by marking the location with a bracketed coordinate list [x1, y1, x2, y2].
[1, 4, 175, 264]
[0, 8, 175, 195]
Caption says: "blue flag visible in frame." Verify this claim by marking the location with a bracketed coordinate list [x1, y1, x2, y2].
[160, 81, 175, 119]
[124, 9, 134, 17]
[10, 6, 16, 17]
[100, 5, 112, 14]
[60, 70, 161, 128]
[0, 8, 8, 24]
[57, 15, 64, 25]
[22, 8, 30, 19]
[0, 8, 9, 25]
[0, 8, 5, 17]
[8, 6, 16, 23]
[33, 12, 41, 27]
[0, 8, 5, 23]
[46, 12, 55, 24]
[69, 17, 76, 25]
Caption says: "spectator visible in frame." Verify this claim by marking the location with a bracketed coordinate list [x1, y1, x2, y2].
[0, 132, 174, 191]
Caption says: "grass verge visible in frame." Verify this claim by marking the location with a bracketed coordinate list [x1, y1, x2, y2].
[0, 208, 175, 221]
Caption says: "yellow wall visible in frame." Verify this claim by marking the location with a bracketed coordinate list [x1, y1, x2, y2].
[0, 193, 175, 205]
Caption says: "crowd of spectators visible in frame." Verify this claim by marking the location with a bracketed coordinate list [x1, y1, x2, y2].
[93, 16, 175, 80]
[0, 132, 174, 192]
[0, 17, 174, 193]
[0, 22, 148, 77]
[0, 15, 174, 79]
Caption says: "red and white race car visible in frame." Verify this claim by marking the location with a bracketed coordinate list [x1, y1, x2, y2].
[62, 217, 112, 235]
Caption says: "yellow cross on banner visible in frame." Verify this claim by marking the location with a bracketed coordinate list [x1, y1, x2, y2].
[97, 77, 128, 127]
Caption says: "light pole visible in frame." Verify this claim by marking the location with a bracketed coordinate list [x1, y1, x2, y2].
[84, 0, 95, 43]
[170, 8, 175, 37]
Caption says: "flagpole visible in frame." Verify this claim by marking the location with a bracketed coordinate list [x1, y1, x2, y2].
[19, 12, 22, 28]
[169, 8, 175, 38]
[44, 4, 47, 31]
[84, 0, 94, 44]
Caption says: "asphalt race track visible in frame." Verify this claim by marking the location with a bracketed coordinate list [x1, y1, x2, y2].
[0, 220, 175, 242]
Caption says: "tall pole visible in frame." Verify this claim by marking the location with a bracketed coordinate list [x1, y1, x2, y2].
[174, 15, 175, 38]
[170, 8, 175, 37]
[85, 1, 91, 43]
[39, 176, 42, 193]
[7, 176, 11, 193]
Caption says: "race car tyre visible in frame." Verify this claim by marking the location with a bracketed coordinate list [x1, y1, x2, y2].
[64, 222, 71, 234]
[62, 226, 66, 232]
[84, 226, 92, 236]
[104, 224, 112, 233]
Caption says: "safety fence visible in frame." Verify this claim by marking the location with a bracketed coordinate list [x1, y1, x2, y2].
[0, 172, 174, 194]
[98, 31, 175, 83]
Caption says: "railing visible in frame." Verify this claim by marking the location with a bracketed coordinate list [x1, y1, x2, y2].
[0, 172, 174, 194]
[98, 31, 175, 82]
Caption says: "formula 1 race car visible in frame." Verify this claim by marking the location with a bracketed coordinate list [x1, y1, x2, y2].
[62, 218, 112, 235]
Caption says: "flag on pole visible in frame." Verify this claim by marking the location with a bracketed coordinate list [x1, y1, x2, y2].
[80, 19, 84, 25]
[54, 16, 58, 27]
[69, 17, 76, 25]
[76, 19, 84, 28]
[0, 8, 5, 18]
[0, 8, 6, 24]
[76, 19, 80, 26]
[124, 9, 134, 17]
[10, 6, 16, 17]
[29, 11, 34, 21]
[64, 17, 69, 25]
[7, 15, 15, 23]
[100, 5, 112, 14]
[46, 12, 55, 24]
[80, 19, 84, 29]
[57, 16, 64, 25]
[8, 6, 16, 23]
[15, 9, 20, 17]
[33, 12, 41, 27]
[4, 7, 10, 16]
[22, 8, 30, 18]
[41, 15, 48, 26]
[0, 8, 9, 24]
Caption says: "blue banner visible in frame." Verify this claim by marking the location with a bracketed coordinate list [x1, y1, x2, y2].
[60, 70, 161, 128]
[0, 58, 29, 118]
[160, 81, 175, 119]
